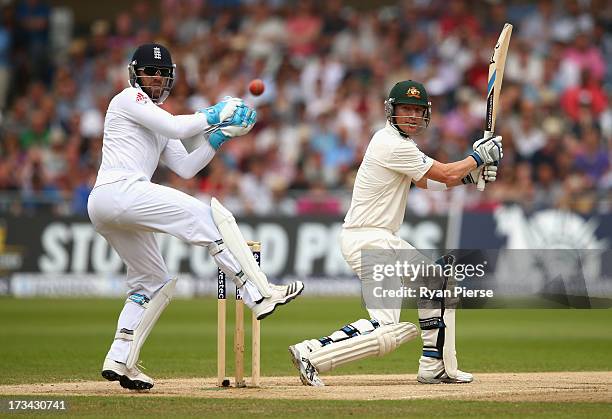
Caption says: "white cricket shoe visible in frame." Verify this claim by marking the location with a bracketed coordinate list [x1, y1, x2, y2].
[102, 358, 154, 390]
[417, 358, 473, 384]
[288, 342, 325, 387]
[252, 281, 304, 320]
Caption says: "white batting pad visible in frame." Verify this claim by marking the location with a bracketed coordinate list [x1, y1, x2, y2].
[211, 197, 272, 297]
[307, 321, 417, 373]
[419, 307, 459, 379]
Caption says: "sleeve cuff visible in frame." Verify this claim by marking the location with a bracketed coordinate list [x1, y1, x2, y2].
[412, 158, 434, 182]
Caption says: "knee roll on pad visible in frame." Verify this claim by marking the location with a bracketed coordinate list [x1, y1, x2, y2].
[307, 320, 418, 373]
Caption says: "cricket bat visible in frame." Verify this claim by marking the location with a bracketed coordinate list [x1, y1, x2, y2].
[477, 23, 512, 191]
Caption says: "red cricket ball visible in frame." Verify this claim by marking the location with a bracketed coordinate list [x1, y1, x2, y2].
[249, 79, 265, 96]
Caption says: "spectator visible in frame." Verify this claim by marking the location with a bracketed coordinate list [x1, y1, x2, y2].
[239, 157, 273, 215]
[2, 96, 30, 137]
[285, 0, 322, 61]
[560, 70, 608, 123]
[550, 0, 594, 44]
[242, 1, 285, 73]
[519, 0, 558, 54]
[573, 126, 609, 183]
[561, 30, 606, 83]
[20, 110, 49, 148]
[533, 162, 563, 210]
[509, 102, 547, 160]
[0, 0, 610, 217]
[296, 180, 341, 215]
[15, 0, 50, 82]
[0, 5, 13, 111]
[437, 0, 480, 38]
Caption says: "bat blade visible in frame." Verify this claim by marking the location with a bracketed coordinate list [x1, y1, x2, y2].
[477, 23, 512, 192]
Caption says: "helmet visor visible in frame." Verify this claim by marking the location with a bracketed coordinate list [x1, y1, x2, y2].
[385, 99, 431, 135]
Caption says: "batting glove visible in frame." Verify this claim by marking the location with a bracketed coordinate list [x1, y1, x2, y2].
[470, 135, 503, 167]
[462, 164, 499, 184]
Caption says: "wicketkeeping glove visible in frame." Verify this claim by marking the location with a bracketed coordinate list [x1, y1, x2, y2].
[200, 96, 244, 126]
[462, 164, 499, 184]
[470, 135, 503, 167]
[208, 106, 257, 150]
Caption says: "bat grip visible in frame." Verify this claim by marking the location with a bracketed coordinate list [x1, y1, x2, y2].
[477, 131, 495, 192]
[476, 174, 486, 191]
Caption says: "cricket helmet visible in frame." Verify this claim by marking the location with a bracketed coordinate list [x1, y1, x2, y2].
[128, 43, 176, 104]
[384, 80, 431, 135]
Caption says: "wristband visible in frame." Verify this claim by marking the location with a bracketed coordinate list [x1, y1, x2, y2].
[470, 152, 483, 167]
[426, 179, 448, 191]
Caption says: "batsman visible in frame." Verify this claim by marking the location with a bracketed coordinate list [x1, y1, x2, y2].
[289, 80, 503, 386]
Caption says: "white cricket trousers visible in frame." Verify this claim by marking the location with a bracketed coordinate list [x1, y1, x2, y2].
[88, 175, 262, 363]
[340, 227, 416, 325]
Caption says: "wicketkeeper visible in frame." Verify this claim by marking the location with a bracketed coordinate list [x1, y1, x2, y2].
[88, 43, 304, 391]
[289, 80, 502, 386]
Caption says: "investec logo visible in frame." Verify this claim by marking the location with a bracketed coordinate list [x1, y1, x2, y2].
[0, 222, 24, 272]
[153, 47, 161, 59]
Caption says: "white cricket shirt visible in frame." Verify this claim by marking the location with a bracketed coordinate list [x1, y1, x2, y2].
[95, 86, 213, 187]
[343, 122, 433, 233]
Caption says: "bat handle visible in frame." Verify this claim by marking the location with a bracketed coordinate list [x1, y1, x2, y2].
[477, 131, 495, 192]
[476, 175, 486, 191]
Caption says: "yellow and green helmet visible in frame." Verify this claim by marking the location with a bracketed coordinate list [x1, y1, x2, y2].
[384, 80, 432, 135]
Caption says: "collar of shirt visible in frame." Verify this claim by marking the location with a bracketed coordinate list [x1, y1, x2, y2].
[384, 121, 415, 143]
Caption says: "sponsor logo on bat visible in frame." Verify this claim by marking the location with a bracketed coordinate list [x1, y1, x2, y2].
[486, 88, 495, 131]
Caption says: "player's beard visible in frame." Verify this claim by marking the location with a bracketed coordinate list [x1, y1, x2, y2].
[137, 75, 167, 103]
[142, 84, 163, 102]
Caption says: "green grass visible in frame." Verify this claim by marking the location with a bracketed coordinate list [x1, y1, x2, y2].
[0, 297, 610, 385]
[1, 297, 610, 416]
[1, 397, 610, 418]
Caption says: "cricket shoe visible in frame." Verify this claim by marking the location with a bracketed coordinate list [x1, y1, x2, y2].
[252, 281, 304, 320]
[417, 364, 473, 384]
[288, 342, 325, 387]
[101, 358, 154, 390]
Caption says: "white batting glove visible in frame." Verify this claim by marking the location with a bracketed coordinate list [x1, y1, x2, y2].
[462, 164, 499, 184]
[471, 135, 503, 167]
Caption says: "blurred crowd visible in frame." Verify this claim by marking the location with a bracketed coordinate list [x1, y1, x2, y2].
[0, 0, 610, 217]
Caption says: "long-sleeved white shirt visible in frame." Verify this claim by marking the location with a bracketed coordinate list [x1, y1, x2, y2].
[94, 86, 215, 187]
